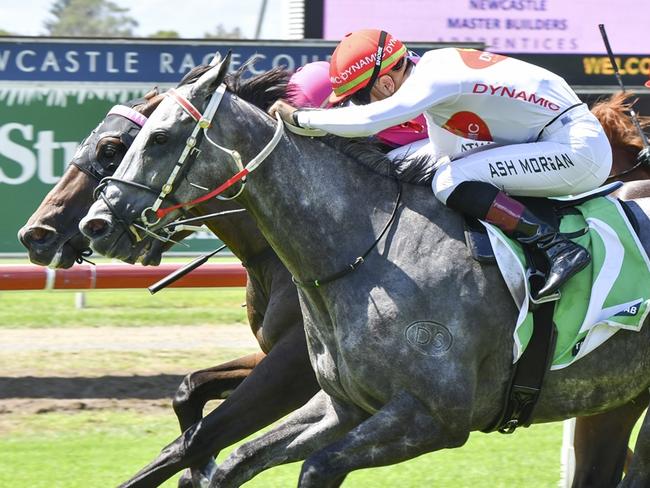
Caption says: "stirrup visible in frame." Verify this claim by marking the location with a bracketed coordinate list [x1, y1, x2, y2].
[526, 269, 561, 305]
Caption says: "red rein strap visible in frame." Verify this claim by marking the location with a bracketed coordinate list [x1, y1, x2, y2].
[168, 88, 203, 123]
[155, 168, 249, 219]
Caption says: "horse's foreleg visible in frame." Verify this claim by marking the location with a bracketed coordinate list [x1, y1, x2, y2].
[184, 325, 318, 486]
[297, 391, 470, 488]
[572, 390, 649, 488]
[172, 352, 263, 488]
[208, 390, 367, 488]
[173, 352, 265, 432]
[118, 325, 319, 488]
[619, 397, 650, 488]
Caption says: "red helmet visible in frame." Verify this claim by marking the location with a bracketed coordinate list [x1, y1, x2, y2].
[646, 78, 650, 89]
[328, 29, 407, 104]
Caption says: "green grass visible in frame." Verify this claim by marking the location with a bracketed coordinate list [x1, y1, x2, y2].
[0, 411, 182, 488]
[0, 348, 258, 377]
[0, 287, 248, 328]
[0, 409, 570, 488]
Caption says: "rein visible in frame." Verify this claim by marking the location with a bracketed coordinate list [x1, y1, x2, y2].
[161, 208, 248, 233]
[292, 181, 402, 288]
[605, 146, 650, 181]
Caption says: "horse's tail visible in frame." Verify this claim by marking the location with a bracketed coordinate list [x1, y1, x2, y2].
[590, 92, 650, 150]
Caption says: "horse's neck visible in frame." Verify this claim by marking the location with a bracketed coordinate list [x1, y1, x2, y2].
[229, 111, 408, 281]
[194, 199, 271, 264]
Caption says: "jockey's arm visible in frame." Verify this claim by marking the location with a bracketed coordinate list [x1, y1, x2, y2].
[293, 54, 459, 138]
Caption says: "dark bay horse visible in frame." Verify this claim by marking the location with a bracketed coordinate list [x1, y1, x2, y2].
[593, 92, 650, 185]
[79, 57, 650, 487]
[594, 92, 650, 204]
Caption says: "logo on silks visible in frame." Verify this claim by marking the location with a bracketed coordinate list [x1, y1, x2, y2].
[443, 111, 493, 141]
[456, 49, 507, 69]
[614, 300, 643, 317]
[572, 337, 585, 357]
[405, 321, 453, 356]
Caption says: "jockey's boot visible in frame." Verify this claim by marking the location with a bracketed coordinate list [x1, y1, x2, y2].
[485, 191, 591, 298]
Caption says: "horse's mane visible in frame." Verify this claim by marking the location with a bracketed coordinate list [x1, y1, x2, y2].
[591, 92, 650, 150]
[179, 63, 293, 113]
[322, 136, 435, 186]
[178, 64, 435, 185]
[226, 67, 292, 112]
[119, 65, 221, 118]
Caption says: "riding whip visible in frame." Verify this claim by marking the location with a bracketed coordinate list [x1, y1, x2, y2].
[598, 24, 650, 165]
[147, 244, 227, 294]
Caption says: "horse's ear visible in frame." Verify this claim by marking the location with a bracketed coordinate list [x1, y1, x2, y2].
[215, 51, 232, 83]
[196, 51, 232, 95]
[144, 87, 159, 99]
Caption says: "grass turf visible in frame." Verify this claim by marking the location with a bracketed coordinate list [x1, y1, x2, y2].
[0, 409, 568, 488]
[0, 287, 248, 328]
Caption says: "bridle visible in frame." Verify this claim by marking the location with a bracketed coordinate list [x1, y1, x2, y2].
[88, 103, 190, 246]
[94, 82, 285, 244]
[139, 85, 285, 226]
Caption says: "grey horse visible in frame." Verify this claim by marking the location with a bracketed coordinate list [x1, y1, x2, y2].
[18, 67, 321, 488]
[80, 55, 650, 487]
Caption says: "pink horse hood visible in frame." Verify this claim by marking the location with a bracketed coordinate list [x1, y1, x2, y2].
[287, 61, 332, 109]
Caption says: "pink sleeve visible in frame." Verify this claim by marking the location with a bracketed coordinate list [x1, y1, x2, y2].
[376, 55, 428, 147]
[376, 114, 428, 147]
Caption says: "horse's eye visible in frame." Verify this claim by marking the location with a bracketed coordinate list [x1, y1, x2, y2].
[97, 139, 124, 165]
[153, 132, 168, 145]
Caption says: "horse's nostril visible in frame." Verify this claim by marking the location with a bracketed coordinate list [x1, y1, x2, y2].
[21, 226, 55, 247]
[29, 228, 49, 242]
[83, 218, 110, 239]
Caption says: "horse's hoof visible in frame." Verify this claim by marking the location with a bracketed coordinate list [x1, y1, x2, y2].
[191, 459, 218, 488]
[177, 469, 193, 488]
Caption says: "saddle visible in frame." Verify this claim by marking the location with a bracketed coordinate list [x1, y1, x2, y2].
[471, 181, 643, 433]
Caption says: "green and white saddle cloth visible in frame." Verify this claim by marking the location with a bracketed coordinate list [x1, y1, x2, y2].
[484, 195, 650, 370]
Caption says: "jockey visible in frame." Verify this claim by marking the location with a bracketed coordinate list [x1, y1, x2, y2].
[271, 29, 612, 299]
[286, 57, 489, 161]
